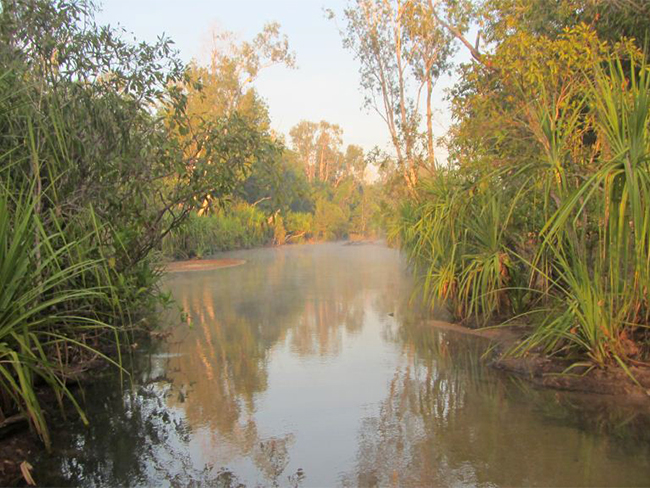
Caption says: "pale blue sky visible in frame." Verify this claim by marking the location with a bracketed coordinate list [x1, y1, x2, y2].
[96, 0, 463, 162]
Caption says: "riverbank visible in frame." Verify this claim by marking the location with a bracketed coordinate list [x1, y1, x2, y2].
[426, 320, 650, 403]
[166, 258, 247, 273]
[493, 353, 650, 401]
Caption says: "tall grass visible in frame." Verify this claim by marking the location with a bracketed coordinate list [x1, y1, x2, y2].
[162, 202, 272, 259]
[0, 59, 131, 447]
[391, 172, 522, 325]
[523, 53, 650, 365]
[395, 51, 650, 368]
[0, 68, 127, 444]
[0, 184, 121, 448]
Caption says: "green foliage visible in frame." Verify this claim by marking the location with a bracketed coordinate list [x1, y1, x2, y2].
[392, 5, 650, 369]
[285, 212, 313, 243]
[272, 214, 287, 246]
[313, 197, 350, 240]
[0, 181, 124, 448]
[0, 0, 282, 442]
[163, 203, 271, 259]
[238, 151, 313, 216]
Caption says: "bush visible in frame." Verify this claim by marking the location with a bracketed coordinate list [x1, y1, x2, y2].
[313, 198, 349, 240]
[285, 211, 313, 243]
[394, 51, 650, 369]
[162, 203, 272, 258]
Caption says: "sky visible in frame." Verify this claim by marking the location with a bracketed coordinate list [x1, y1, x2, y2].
[95, 0, 465, 163]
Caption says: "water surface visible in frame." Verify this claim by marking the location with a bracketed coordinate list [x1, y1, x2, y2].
[37, 243, 650, 486]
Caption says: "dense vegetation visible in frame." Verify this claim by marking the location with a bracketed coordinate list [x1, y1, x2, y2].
[0, 0, 380, 447]
[336, 0, 650, 373]
[4, 0, 650, 459]
[156, 25, 383, 259]
[161, 122, 383, 258]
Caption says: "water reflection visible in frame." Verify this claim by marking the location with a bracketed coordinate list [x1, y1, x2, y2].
[36, 243, 650, 487]
[346, 320, 650, 487]
[161, 245, 400, 457]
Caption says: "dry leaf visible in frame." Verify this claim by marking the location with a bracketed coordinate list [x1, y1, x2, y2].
[20, 461, 36, 486]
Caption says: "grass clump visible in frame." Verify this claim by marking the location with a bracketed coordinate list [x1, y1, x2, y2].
[393, 42, 650, 371]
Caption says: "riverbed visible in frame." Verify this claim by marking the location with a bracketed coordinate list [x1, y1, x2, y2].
[36, 243, 650, 486]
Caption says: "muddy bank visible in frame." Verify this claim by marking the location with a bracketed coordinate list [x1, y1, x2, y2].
[427, 319, 650, 402]
[493, 354, 650, 402]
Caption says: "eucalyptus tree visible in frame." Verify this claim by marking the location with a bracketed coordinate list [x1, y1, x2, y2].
[289, 120, 349, 185]
[187, 22, 296, 123]
[342, 144, 367, 184]
[330, 0, 455, 196]
[181, 23, 296, 215]
[315, 121, 344, 183]
[289, 120, 319, 182]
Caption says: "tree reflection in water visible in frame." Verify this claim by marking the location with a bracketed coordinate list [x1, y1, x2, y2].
[161, 244, 384, 452]
[343, 320, 650, 487]
[35, 243, 650, 487]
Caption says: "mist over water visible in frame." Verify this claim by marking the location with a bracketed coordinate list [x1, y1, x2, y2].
[37, 243, 650, 487]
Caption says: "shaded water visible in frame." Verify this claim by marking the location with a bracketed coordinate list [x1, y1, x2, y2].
[37, 243, 650, 486]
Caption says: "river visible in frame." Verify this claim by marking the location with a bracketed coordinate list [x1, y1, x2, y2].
[36, 243, 650, 486]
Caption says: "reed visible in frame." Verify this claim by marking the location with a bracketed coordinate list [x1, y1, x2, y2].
[0, 182, 121, 448]
[395, 51, 650, 367]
